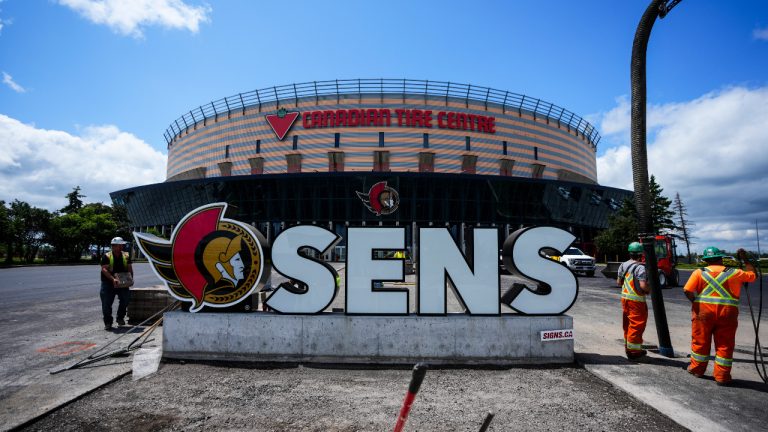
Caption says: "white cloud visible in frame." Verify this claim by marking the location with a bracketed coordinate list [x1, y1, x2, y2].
[0, 0, 6, 35]
[2, 72, 25, 93]
[57, 0, 211, 38]
[754, 26, 768, 41]
[0, 114, 166, 211]
[594, 86, 768, 254]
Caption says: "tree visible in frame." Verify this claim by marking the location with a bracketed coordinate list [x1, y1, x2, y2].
[596, 176, 678, 261]
[0, 201, 9, 261]
[81, 203, 118, 261]
[61, 186, 85, 214]
[672, 192, 695, 263]
[8, 200, 52, 263]
[48, 202, 117, 262]
[649, 175, 676, 235]
[48, 212, 84, 262]
[595, 198, 639, 261]
[111, 203, 132, 241]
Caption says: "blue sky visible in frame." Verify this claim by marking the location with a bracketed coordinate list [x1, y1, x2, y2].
[0, 0, 767, 254]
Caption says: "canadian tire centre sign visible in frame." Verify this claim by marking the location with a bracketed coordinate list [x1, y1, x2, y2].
[265, 107, 497, 140]
[135, 203, 578, 315]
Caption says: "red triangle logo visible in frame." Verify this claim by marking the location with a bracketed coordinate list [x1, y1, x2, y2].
[265, 110, 300, 140]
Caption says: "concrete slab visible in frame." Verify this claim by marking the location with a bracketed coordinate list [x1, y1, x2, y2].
[0, 264, 169, 432]
[571, 268, 768, 432]
[0, 322, 163, 432]
[163, 312, 574, 365]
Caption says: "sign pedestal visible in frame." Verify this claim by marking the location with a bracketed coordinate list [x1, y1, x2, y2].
[163, 311, 573, 365]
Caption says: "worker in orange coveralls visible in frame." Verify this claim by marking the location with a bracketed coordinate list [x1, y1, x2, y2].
[616, 242, 651, 359]
[684, 247, 756, 386]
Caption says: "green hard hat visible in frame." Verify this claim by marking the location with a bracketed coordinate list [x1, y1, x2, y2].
[628, 242, 643, 253]
[701, 246, 724, 261]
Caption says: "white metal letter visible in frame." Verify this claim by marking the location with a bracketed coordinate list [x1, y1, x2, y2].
[503, 226, 578, 315]
[418, 228, 499, 315]
[346, 227, 408, 314]
[266, 225, 340, 314]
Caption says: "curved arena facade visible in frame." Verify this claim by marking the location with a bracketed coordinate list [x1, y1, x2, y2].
[112, 79, 631, 258]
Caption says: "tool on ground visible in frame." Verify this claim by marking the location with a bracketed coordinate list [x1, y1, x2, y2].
[49, 301, 179, 374]
[393, 363, 428, 432]
[478, 411, 495, 432]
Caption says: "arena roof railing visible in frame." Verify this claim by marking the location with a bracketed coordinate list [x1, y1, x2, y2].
[163, 78, 600, 150]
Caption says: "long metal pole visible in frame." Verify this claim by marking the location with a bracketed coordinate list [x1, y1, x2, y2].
[631, 0, 674, 357]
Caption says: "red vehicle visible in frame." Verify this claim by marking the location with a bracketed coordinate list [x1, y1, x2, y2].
[644, 235, 679, 288]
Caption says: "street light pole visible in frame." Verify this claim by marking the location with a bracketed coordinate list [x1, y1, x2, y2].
[630, 0, 681, 358]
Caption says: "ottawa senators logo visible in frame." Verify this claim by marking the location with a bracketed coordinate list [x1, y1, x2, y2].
[356, 181, 399, 216]
[134, 203, 270, 312]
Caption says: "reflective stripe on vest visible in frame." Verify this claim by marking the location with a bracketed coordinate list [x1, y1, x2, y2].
[621, 264, 645, 302]
[107, 252, 128, 272]
[695, 268, 739, 307]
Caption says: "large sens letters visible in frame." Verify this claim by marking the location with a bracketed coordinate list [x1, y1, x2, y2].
[254, 224, 579, 316]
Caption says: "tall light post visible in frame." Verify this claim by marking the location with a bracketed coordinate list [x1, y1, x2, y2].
[630, 0, 681, 358]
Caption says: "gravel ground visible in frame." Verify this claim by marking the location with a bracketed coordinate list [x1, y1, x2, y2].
[21, 362, 686, 431]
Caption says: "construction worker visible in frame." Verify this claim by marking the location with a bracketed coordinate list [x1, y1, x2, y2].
[100, 237, 133, 330]
[684, 247, 756, 385]
[616, 242, 651, 359]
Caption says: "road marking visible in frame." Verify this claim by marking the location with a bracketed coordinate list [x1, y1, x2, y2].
[37, 341, 97, 355]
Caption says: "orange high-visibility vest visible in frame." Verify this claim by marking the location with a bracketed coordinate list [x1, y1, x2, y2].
[694, 268, 739, 307]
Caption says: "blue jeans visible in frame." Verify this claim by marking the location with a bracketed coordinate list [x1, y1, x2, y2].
[100, 281, 131, 325]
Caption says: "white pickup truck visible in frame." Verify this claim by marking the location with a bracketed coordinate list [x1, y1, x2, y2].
[558, 247, 596, 277]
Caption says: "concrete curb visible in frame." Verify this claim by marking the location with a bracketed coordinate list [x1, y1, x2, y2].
[3, 370, 131, 432]
[163, 312, 575, 365]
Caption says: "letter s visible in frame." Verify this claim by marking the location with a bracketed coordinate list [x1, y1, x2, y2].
[501, 226, 578, 315]
[266, 225, 340, 314]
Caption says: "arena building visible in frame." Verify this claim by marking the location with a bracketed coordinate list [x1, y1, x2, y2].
[111, 79, 631, 259]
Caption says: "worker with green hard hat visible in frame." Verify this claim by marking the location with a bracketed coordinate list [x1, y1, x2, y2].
[700, 246, 724, 261]
[616, 241, 650, 359]
[683, 245, 756, 385]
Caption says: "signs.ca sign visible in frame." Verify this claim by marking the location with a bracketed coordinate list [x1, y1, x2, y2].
[135, 203, 578, 316]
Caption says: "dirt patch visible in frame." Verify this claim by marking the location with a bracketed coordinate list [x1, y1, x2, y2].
[22, 362, 686, 431]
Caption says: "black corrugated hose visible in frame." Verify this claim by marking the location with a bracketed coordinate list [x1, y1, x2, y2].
[743, 259, 767, 384]
[631, 0, 674, 356]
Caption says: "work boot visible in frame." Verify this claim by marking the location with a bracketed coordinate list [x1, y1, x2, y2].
[117, 318, 126, 326]
[685, 365, 704, 378]
[626, 349, 647, 360]
[715, 380, 732, 387]
[104, 324, 112, 331]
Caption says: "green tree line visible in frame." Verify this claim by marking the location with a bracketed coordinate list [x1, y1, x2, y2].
[0, 186, 131, 264]
[595, 175, 680, 262]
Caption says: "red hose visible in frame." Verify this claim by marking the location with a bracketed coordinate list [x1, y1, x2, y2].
[393, 363, 428, 432]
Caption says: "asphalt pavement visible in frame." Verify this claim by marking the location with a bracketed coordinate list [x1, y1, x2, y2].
[571, 268, 768, 432]
[0, 264, 161, 431]
[1, 263, 767, 431]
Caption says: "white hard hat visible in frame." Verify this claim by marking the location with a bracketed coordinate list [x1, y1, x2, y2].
[111, 237, 126, 245]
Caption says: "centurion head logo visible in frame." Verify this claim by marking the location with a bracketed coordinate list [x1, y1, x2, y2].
[134, 203, 270, 312]
[265, 108, 300, 141]
[356, 181, 400, 216]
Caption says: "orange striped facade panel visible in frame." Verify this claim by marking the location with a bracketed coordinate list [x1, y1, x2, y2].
[167, 97, 596, 182]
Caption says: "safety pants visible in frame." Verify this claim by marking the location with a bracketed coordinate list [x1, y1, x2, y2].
[622, 298, 647, 357]
[688, 305, 738, 383]
[100, 281, 131, 326]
